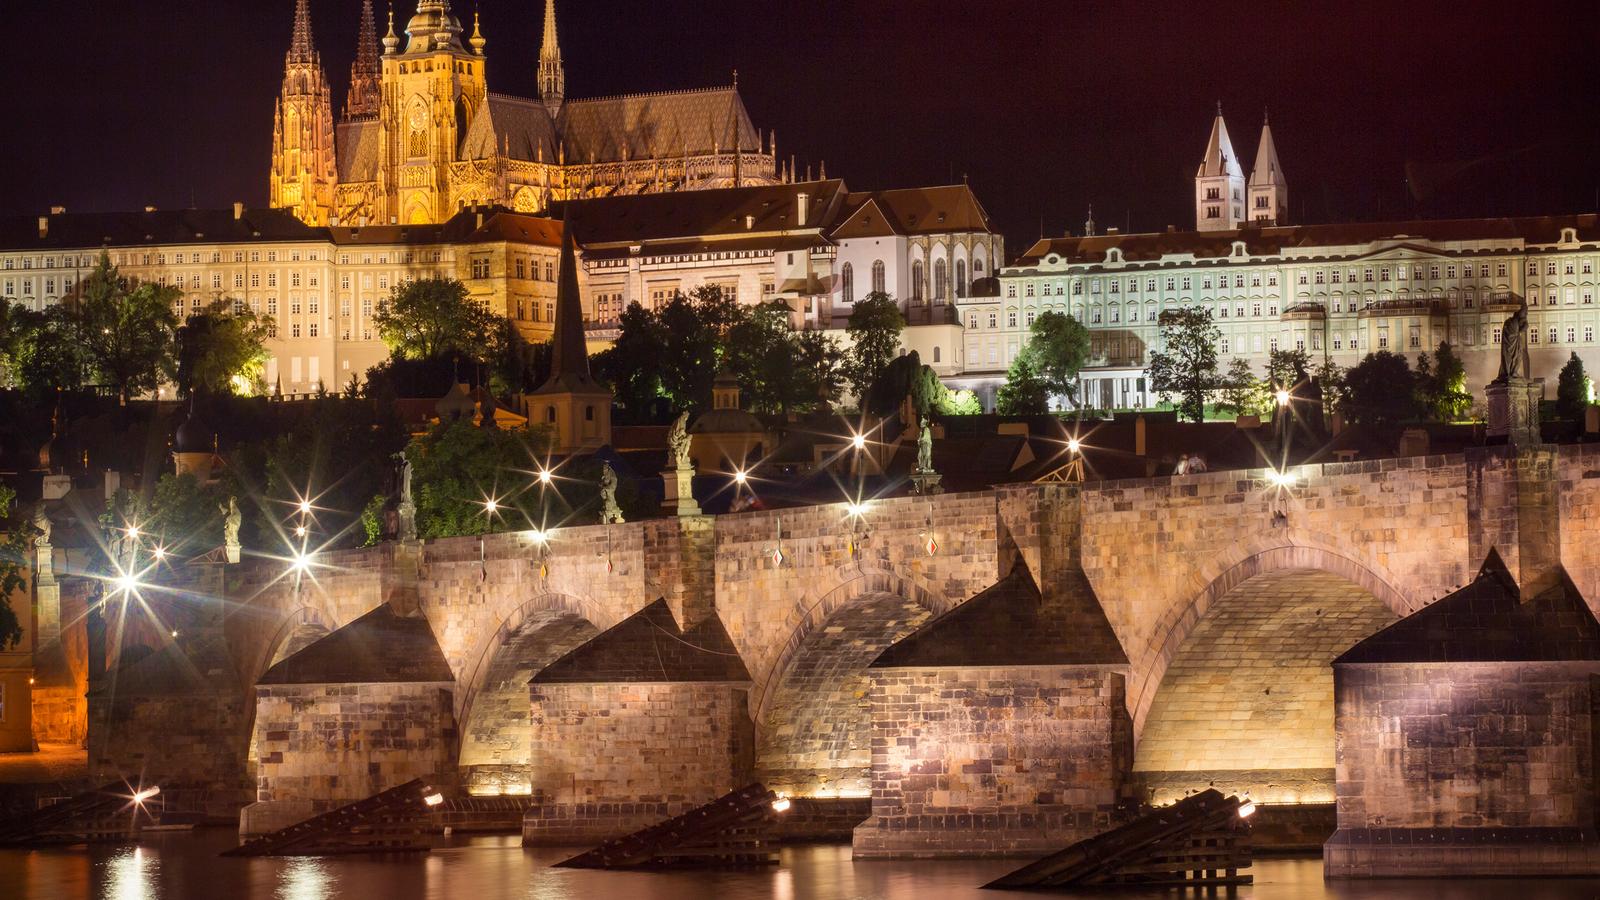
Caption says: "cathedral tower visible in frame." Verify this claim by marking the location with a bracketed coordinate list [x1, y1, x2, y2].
[377, 0, 489, 225]
[537, 0, 565, 117]
[344, 0, 381, 119]
[1248, 112, 1288, 226]
[1194, 104, 1244, 232]
[270, 0, 338, 226]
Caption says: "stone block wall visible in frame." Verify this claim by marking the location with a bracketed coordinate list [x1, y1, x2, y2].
[88, 691, 252, 818]
[522, 681, 753, 844]
[1326, 661, 1600, 876]
[251, 682, 457, 808]
[853, 665, 1131, 858]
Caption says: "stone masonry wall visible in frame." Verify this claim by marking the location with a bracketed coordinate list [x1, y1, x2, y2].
[523, 681, 753, 844]
[252, 682, 457, 807]
[1079, 458, 1470, 737]
[88, 691, 252, 819]
[853, 666, 1131, 858]
[1334, 662, 1599, 830]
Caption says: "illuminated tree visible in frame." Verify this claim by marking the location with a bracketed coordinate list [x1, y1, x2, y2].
[1147, 306, 1220, 423]
[176, 300, 274, 396]
[374, 277, 502, 361]
[843, 292, 905, 404]
[65, 252, 179, 403]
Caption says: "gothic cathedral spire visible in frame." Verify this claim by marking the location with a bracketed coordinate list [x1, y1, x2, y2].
[345, 0, 381, 119]
[270, 0, 338, 226]
[1248, 111, 1288, 226]
[538, 0, 565, 117]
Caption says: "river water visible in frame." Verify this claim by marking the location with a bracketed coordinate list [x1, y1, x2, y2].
[3, 831, 1596, 900]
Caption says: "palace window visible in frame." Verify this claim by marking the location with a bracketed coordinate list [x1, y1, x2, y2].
[309, 323, 319, 337]
[911, 261, 924, 301]
[291, 324, 301, 338]
[1008, 312, 1018, 328]
[988, 313, 997, 328]
[841, 263, 854, 304]
[1547, 261, 1558, 275]
[471, 257, 490, 279]
[267, 273, 277, 288]
[250, 273, 260, 288]
[956, 259, 967, 298]
[871, 259, 886, 294]
[545, 261, 554, 280]
[1220, 337, 1230, 354]
[1550, 327, 1559, 344]
[291, 272, 301, 288]
[1530, 328, 1540, 344]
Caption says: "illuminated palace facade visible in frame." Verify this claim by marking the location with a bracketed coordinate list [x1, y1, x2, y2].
[959, 108, 1600, 410]
[271, 0, 779, 228]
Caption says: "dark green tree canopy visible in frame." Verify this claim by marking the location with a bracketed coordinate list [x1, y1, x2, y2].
[1146, 306, 1221, 423]
[1025, 310, 1090, 404]
[66, 252, 179, 403]
[997, 351, 1049, 415]
[375, 277, 502, 361]
[844, 292, 906, 404]
[176, 300, 274, 397]
[1338, 351, 1420, 427]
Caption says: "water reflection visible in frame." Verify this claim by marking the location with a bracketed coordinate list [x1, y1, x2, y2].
[276, 857, 334, 900]
[104, 846, 158, 900]
[7, 833, 1600, 900]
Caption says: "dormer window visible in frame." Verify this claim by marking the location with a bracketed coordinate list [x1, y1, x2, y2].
[1561, 227, 1578, 244]
[1231, 241, 1247, 258]
[1105, 248, 1123, 264]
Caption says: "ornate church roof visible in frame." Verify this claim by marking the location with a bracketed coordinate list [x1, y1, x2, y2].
[556, 86, 760, 164]
[334, 119, 381, 183]
[460, 94, 559, 163]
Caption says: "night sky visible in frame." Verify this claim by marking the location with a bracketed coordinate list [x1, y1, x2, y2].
[8, 0, 1599, 251]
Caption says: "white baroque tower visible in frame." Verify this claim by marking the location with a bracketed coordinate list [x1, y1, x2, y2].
[269, 0, 338, 227]
[1194, 104, 1244, 232]
[1248, 112, 1288, 226]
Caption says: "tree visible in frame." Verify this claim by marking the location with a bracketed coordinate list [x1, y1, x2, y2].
[843, 292, 905, 404]
[103, 474, 225, 560]
[1339, 351, 1420, 427]
[1217, 357, 1269, 418]
[791, 329, 847, 412]
[1422, 342, 1472, 422]
[1146, 306, 1221, 423]
[938, 388, 983, 416]
[374, 277, 502, 361]
[593, 301, 667, 417]
[175, 300, 274, 397]
[726, 301, 803, 413]
[405, 419, 555, 538]
[1265, 348, 1310, 391]
[1025, 311, 1090, 406]
[996, 351, 1049, 415]
[1313, 358, 1345, 422]
[0, 299, 34, 388]
[65, 252, 179, 403]
[1556, 352, 1590, 425]
[654, 287, 739, 410]
[14, 305, 88, 399]
[0, 483, 27, 650]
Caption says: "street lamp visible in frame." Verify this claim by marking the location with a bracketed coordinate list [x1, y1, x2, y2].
[1275, 388, 1291, 407]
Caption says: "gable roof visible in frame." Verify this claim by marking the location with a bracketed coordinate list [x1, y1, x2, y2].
[532, 598, 751, 684]
[257, 604, 455, 685]
[1, 207, 323, 250]
[832, 185, 993, 239]
[335, 118, 381, 183]
[461, 94, 560, 163]
[1335, 550, 1600, 664]
[557, 86, 759, 164]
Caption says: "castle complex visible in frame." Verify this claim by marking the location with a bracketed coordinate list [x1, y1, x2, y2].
[271, 0, 779, 227]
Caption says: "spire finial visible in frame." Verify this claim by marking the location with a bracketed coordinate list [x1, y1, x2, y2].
[288, 0, 316, 64]
[537, 0, 565, 115]
[1216, 100, 1222, 117]
[1262, 106, 1269, 125]
[732, 68, 738, 89]
[470, 5, 486, 53]
[383, 2, 399, 54]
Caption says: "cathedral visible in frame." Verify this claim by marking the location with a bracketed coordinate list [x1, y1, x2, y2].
[270, 0, 780, 227]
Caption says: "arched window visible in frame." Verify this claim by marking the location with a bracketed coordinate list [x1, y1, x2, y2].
[933, 346, 942, 363]
[956, 259, 967, 298]
[871, 259, 886, 294]
[841, 262, 854, 304]
[409, 126, 427, 158]
[911, 261, 924, 302]
[934, 259, 948, 301]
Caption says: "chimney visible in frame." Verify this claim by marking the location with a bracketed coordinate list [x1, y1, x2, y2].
[233, 202, 244, 220]
[1135, 414, 1147, 456]
[144, 205, 157, 213]
[49, 206, 65, 215]
[1106, 227, 1120, 235]
[476, 211, 484, 229]
[744, 214, 754, 230]
[1166, 225, 1176, 233]
[37, 217, 48, 239]
[796, 191, 809, 225]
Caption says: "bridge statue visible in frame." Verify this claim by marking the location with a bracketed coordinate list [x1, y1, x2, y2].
[910, 417, 943, 495]
[394, 452, 417, 542]
[221, 495, 242, 564]
[1486, 304, 1539, 445]
[662, 412, 700, 516]
[1497, 305, 1529, 382]
[667, 412, 692, 470]
[599, 462, 625, 524]
[32, 503, 50, 547]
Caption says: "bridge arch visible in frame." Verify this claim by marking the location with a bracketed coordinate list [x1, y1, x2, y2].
[454, 592, 606, 796]
[752, 567, 947, 798]
[250, 603, 341, 690]
[1131, 544, 1409, 807]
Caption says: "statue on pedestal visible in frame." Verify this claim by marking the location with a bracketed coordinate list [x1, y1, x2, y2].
[1486, 305, 1540, 446]
[667, 412, 692, 470]
[910, 417, 944, 496]
[221, 495, 242, 564]
[1498, 305, 1530, 382]
[32, 503, 51, 547]
[599, 462, 625, 524]
[394, 452, 418, 541]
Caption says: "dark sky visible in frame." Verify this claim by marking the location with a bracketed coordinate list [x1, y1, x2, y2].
[9, 1, 1600, 252]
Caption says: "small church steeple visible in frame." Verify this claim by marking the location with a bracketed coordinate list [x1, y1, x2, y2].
[1248, 110, 1288, 226]
[1194, 103, 1245, 232]
[537, 0, 565, 117]
[531, 220, 612, 455]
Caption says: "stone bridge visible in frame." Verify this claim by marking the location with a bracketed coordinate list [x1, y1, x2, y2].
[89, 443, 1600, 862]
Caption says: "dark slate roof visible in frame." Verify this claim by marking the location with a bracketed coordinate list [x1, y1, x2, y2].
[557, 86, 760, 163]
[335, 119, 381, 182]
[1335, 550, 1600, 664]
[551, 180, 849, 246]
[463, 94, 559, 163]
[1015, 214, 1600, 267]
[531, 598, 752, 684]
[871, 562, 1128, 668]
[257, 604, 455, 685]
[832, 185, 994, 239]
[0, 207, 323, 250]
